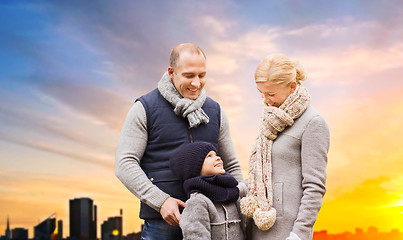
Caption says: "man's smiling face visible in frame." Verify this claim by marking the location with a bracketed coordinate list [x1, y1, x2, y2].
[169, 51, 207, 100]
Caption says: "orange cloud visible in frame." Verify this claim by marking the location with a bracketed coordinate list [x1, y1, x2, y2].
[316, 177, 403, 233]
[300, 42, 403, 85]
[321, 88, 403, 193]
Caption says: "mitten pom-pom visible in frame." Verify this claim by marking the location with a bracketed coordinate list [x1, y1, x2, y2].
[240, 196, 258, 218]
[253, 207, 276, 231]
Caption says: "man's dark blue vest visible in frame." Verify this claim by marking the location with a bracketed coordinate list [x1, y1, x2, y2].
[136, 88, 221, 219]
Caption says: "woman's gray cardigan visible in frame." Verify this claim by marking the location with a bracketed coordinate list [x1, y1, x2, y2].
[180, 192, 245, 240]
[250, 106, 330, 240]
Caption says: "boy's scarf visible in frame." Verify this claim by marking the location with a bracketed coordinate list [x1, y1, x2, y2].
[158, 72, 209, 128]
[184, 173, 239, 203]
[240, 84, 311, 231]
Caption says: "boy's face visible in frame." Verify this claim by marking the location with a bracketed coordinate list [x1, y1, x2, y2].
[200, 150, 225, 176]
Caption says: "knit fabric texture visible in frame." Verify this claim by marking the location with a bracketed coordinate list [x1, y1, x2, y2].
[158, 72, 209, 128]
[184, 173, 239, 203]
[240, 84, 311, 231]
[169, 142, 217, 180]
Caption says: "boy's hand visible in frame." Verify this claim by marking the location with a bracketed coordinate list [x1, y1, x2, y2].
[160, 197, 186, 226]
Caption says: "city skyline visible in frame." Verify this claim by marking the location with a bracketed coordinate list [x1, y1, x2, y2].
[0, 197, 136, 240]
[1, 0, 402, 236]
[1, 200, 401, 240]
[314, 227, 402, 240]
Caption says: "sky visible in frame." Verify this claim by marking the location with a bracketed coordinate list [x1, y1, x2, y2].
[1, 0, 403, 237]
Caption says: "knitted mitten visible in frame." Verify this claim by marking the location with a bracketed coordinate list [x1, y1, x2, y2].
[253, 207, 276, 231]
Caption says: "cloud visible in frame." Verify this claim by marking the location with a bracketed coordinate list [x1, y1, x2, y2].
[208, 26, 278, 64]
[299, 42, 403, 85]
[207, 54, 239, 75]
[0, 170, 130, 201]
[2, 1, 403, 235]
[317, 177, 403, 233]
[0, 98, 115, 152]
[0, 87, 123, 172]
[0, 134, 114, 169]
[26, 73, 132, 131]
[201, 14, 403, 87]
[192, 15, 231, 37]
[321, 88, 403, 197]
[40, 1, 201, 89]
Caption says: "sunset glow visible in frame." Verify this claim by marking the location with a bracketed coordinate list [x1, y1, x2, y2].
[1, 1, 402, 238]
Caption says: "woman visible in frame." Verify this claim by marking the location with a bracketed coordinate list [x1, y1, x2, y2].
[240, 54, 330, 240]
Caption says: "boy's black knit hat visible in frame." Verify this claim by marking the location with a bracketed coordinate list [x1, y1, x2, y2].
[169, 142, 218, 180]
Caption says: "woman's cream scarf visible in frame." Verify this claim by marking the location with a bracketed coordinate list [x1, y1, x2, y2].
[240, 84, 311, 230]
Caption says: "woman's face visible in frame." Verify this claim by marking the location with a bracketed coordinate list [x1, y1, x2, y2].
[256, 81, 296, 107]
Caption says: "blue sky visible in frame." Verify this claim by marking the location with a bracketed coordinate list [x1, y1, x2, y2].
[1, 0, 403, 236]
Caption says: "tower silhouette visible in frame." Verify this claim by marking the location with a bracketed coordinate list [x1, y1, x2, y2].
[5, 216, 11, 239]
[69, 198, 97, 240]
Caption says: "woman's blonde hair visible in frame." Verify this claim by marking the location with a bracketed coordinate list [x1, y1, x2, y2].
[255, 53, 307, 85]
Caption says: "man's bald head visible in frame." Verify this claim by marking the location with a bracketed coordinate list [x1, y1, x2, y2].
[169, 43, 206, 71]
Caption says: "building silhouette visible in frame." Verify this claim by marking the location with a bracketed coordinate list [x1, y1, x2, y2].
[5, 217, 11, 240]
[313, 226, 402, 240]
[101, 210, 123, 240]
[314, 230, 327, 240]
[57, 220, 63, 240]
[355, 228, 365, 240]
[11, 228, 28, 240]
[5, 216, 11, 239]
[0, 217, 11, 240]
[69, 198, 97, 240]
[34, 214, 56, 240]
[5, 195, 400, 240]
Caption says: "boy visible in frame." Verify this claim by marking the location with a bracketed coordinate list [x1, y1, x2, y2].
[169, 142, 245, 240]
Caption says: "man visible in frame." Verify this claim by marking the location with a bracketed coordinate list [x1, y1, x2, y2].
[115, 43, 245, 240]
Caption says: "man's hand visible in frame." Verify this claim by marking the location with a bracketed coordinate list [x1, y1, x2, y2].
[159, 197, 186, 226]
